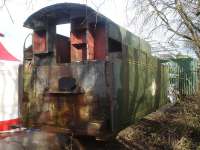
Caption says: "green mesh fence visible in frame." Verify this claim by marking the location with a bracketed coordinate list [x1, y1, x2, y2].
[162, 57, 199, 95]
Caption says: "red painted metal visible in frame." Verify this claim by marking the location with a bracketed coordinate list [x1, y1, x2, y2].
[70, 29, 87, 61]
[71, 30, 86, 45]
[71, 44, 87, 61]
[87, 29, 94, 60]
[94, 24, 107, 60]
[70, 17, 97, 61]
[56, 34, 70, 63]
[70, 23, 106, 61]
[33, 30, 47, 53]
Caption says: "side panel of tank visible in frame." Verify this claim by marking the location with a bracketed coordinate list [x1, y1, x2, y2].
[111, 49, 168, 130]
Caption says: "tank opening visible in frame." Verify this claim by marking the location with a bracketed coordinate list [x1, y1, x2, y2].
[56, 24, 70, 37]
[58, 77, 76, 92]
[108, 38, 122, 52]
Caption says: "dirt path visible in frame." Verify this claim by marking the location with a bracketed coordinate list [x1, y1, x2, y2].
[117, 96, 200, 150]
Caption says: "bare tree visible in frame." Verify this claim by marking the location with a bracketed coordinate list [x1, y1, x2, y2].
[0, 0, 14, 23]
[126, 0, 200, 58]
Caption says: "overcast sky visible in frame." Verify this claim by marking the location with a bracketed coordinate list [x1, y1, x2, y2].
[0, 0, 196, 62]
[0, 0, 130, 62]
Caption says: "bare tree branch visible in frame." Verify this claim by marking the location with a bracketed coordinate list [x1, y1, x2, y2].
[126, 0, 200, 58]
[0, 0, 6, 9]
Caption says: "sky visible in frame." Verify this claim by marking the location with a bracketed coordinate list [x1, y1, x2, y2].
[0, 0, 196, 62]
[0, 0, 128, 62]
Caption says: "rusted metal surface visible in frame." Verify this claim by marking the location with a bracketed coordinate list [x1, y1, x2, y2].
[87, 28, 95, 60]
[93, 23, 107, 60]
[23, 61, 110, 137]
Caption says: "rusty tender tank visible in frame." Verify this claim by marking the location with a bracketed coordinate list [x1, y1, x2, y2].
[22, 3, 169, 139]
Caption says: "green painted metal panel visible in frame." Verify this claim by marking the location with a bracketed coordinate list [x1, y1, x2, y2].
[107, 22, 150, 54]
[139, 39, 151, 54]
[112, 49, 169, 130]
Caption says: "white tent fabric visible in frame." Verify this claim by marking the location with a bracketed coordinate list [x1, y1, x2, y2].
[0, 61, 19, 122]
[0, 35, 20, 131]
